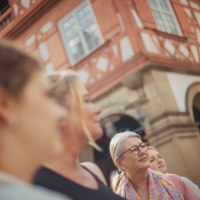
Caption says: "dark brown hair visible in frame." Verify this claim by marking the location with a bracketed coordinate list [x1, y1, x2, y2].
[0, 40, 41, 97]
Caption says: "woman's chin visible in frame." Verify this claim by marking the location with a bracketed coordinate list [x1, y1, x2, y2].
[94, 130, 104, 140]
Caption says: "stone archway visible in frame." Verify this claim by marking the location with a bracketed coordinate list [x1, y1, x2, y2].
[94, 114, 145, 185]
[186, 82, 200, 130]
[192, 93, 200, 129]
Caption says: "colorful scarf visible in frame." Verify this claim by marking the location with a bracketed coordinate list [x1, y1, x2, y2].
[116, 169, 183, 200]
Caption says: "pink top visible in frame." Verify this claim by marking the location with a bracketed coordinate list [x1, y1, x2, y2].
[167, 173, 200, 200]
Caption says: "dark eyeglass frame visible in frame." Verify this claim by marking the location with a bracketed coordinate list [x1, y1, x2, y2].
[118, 143, 148, 159]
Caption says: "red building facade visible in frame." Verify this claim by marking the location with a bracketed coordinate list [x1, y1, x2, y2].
[1, 0, 200, 185]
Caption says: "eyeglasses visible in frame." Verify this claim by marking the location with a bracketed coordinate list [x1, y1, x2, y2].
[118, 143, 148, 159]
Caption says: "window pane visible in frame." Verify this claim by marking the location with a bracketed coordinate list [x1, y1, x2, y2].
[77, 4, 90, 18]
[164, 14, 178, 33]
[62, 17, 86, 61]
[84, 29, 101, 51]
[63, 17, 74, 29]
[58, 2, 103, 64]
[64, 25, 79, 39]
[164, 14, 174, 25]
[149, 0, 181, 35]
[84, 23, 97, 33]
[78, 13, 94, 28]
[68, 36, 81, 47]
[159, 0, 170, 11]
[152, 10, 167, 31]
[148, 0, 158, 8]
[70, 42, 85, 61]
[83, 23, 100, 50]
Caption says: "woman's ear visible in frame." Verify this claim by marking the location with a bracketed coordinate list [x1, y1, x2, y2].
[115, 158, 125, 172]
[58, 112, 71, 139]
[0, 89, 15, 125]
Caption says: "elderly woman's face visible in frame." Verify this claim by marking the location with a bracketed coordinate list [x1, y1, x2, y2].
[148, 149, 167, 173]
[118, 137, 150, 174]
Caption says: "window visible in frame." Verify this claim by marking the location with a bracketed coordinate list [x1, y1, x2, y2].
[148, 0, 182, 35]
[58, 1, 103, 65]
[0, 0, 9, 16]
[0, 0, 12, 31]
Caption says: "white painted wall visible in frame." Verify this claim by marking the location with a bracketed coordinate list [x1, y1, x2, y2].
[167, 72, 200, 112]
[120, 36, 135, 62]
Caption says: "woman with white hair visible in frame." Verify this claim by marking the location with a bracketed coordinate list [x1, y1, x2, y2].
[109, 131, 189, 200]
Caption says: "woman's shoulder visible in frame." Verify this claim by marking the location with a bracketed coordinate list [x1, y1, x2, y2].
[0, 182, 69, 200]
[34, 166, 125, 200]
[166, 173, 200, 200]
[180, 176, 199, 189]
[81, 162, 107, 185]
[34, 167, 69, 188]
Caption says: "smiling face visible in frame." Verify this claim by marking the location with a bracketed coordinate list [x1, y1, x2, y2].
[148, 148, 167, 173]
[117, 137, 150, 175]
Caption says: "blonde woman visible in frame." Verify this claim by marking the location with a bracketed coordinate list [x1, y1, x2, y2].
[109, 131, 185, 200]
[0, 41, 69, 200]
[148, 146, 200, 199]
[34, 71, 125, 200]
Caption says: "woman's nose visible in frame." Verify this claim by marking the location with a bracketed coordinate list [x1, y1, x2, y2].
[94, 104, 101, 115]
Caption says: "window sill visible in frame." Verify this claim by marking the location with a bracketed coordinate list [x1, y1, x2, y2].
[152, 29, 188, 42]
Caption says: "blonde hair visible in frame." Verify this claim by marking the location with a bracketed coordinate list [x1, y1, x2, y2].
[109, 131, 141, 191]
[47, 70, 101, 151]
[110, 170, 125, 192]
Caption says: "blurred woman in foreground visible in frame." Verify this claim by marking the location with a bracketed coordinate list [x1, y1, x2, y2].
[109, 131, 199, 200]
[0, 41, 69, 200]
[34, 70, 125, 200]
[148, 146, 200, 199]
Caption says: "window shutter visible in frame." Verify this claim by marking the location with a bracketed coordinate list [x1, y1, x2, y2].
[134, 0, 157, 29]
[173, 3, 195, 38]
[92, 0, 120, 40]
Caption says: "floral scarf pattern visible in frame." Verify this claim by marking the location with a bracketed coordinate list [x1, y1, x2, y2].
[116, 169, 183, 200]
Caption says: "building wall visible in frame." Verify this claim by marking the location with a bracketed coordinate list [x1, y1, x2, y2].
[167, 72, 200, 111]
[2, 0, 200, 96]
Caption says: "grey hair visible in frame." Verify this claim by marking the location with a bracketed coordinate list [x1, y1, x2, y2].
[109, 131, 141, 165]
[148, 146, 157, 150]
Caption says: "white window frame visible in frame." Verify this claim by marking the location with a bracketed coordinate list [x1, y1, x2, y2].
[58, 0, 104, 65]
[148, 0, 182, 36]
